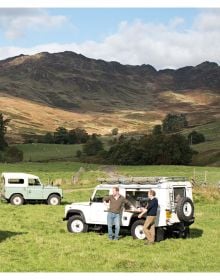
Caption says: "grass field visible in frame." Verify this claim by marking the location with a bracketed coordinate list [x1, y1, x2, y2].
[181, 120, 220, 166]
[0, 162, 220, 272]
[16, 143, 83, 162]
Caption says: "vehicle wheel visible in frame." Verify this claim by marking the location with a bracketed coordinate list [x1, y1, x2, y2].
[176, 197, 194, 222]
[47, 194, 61, 205]
[10, 194, 24, 205]
[67, 215, 88, 233]
[131, 219, 146, 240]
[156, 227, 165, 242]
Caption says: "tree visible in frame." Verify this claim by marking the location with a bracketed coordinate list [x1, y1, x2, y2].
[162, 113, 188, 133]
[83, 134, 103, 156]
[152, 125, 162, 135]
[4, 146, 23, 163]
[106, 133, 194, 165]
[111, 128, 119, 136]
[43, 132, 54, 144]
[54, 127, 69, 144]
[0, 113, 10, 150]
[188, 130, 205, 145]
[69, 128, 89, 144]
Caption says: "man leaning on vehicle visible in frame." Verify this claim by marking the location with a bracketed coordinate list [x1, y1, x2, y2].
[138, 189, 158, 245]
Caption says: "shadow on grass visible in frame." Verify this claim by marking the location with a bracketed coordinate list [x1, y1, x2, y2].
[190, 228, 203, 238]
[0, 231, 27, 243]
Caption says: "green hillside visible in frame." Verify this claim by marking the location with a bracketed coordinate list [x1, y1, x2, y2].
[181, 120, 220, 166]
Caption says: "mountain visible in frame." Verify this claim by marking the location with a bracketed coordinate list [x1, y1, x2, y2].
[0, 51, 220, 142]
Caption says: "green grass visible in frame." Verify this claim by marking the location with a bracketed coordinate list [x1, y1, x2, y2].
[117, 165, 220, 187]
[181, 120, 220, 166]
[0, 191, 219, 272]
[16, 143, 83, 162]
[0, 162, 220, 271]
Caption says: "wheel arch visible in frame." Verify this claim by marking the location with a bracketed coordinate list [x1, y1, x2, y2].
[47, 192, 61, 200]
[128, 214, 140, 227]
[66, 210, 86, 222]
[9, 193, 24, 200]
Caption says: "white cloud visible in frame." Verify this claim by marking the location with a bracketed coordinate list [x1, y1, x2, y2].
[0, 9, 220, 69]
[0, 9, 67, 39]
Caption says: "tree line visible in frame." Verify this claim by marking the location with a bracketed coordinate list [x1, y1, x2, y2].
[41, 127, 90, 144]
[80, 113, 205, 165]
[0, 112, 206, 165]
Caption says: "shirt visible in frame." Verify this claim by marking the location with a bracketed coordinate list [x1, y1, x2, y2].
[103, 195, 132, 214]
[147, 197, 158, 216]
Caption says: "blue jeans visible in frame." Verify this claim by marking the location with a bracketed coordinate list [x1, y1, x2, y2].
[107, 212, 120, 240]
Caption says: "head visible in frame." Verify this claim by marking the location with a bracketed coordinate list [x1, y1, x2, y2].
[148, 189, 156, 199]
[112, 186, 119, 196]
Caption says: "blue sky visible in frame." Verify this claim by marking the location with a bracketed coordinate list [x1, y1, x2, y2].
[0, 8, 198, 46]
[0, 8, 220, 69]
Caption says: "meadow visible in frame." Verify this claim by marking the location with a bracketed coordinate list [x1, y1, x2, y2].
[0, 161, 220, 272]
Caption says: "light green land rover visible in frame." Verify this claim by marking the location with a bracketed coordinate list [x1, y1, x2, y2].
[0, 172, 63, 205]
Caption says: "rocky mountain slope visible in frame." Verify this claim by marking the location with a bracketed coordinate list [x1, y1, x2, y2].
[0, 51, 219, 141]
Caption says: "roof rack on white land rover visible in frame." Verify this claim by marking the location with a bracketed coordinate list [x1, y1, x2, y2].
[97, 177, 188, 184]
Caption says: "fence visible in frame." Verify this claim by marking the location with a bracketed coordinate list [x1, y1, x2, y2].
[191, 168, 219, 188]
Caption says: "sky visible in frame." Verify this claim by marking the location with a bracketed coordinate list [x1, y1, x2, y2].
[0, 4, 220, 69]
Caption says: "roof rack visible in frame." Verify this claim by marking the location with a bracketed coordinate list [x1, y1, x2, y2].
[98, 176, 188, 184]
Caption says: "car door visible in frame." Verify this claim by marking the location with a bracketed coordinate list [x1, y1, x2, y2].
[26, 178, 43, 200]
[89, 189, 109, 224]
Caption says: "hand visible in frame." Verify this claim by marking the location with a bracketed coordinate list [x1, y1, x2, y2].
[138, 214, 142, 219]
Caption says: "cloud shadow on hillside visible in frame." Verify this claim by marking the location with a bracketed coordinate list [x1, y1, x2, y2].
[0, 231, 27, 243]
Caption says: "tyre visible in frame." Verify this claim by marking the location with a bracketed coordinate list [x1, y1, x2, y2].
[176, 197, 194, 222]
[67, 215, 88, 233]
[131, 219, 146, 240]
[10, 194, 24, 205]
[47, 194, 61, 205]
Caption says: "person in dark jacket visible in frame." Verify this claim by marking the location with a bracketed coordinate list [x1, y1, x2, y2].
[138, 189, 158, 245]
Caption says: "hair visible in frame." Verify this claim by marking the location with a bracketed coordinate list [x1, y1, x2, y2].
[113, 186, 119, 192]
[149, 189, 156, 196]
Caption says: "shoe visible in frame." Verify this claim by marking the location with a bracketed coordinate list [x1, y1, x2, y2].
[144, 241, 155, 245]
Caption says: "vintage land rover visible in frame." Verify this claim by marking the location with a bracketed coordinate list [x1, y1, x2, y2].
[63, 177, 195, 241]
[1, 172, 63, 205]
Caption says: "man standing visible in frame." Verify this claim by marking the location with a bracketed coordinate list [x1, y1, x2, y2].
[103, 186, 132, 240]
[138, 189, 158, 245]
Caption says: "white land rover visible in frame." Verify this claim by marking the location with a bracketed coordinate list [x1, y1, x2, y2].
[63, 177, 195, 241]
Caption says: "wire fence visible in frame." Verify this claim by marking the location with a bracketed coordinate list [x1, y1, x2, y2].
[191, 168, 220, 188]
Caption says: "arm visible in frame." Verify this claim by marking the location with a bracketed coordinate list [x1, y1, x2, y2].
[138, 208, 147, 218]
[103, 195, 111, 205]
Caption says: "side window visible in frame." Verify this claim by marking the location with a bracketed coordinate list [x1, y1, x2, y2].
[28, 179, 41, 186]
[8, 178, 24, 184]
[174, 187, 186, 202]
[92, 190, 109, 203]
[126, 191, 149, 207]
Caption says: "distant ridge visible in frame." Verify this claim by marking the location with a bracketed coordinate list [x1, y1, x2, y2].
[0, 51, 219, 140]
